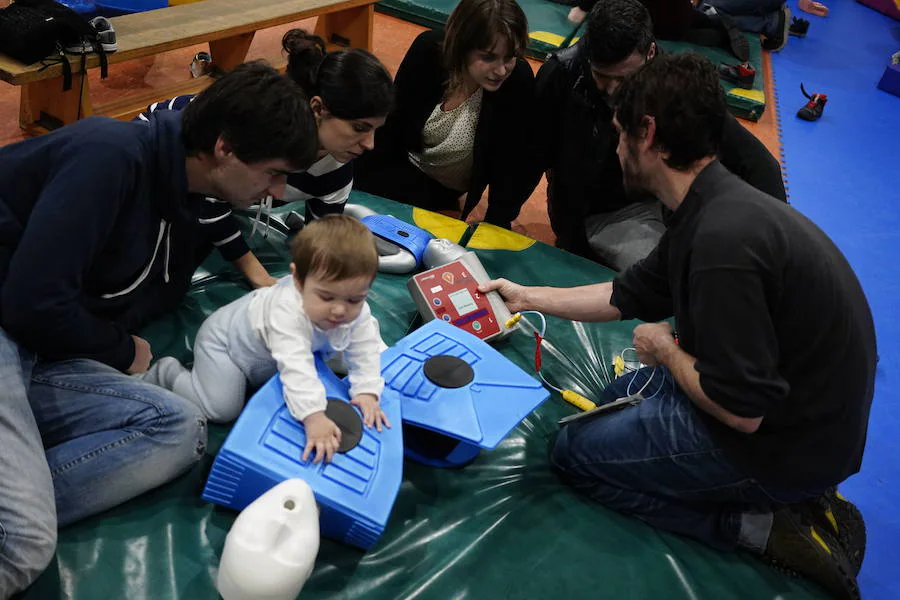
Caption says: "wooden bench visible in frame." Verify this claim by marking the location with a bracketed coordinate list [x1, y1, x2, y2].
[0, 0, 377, 134]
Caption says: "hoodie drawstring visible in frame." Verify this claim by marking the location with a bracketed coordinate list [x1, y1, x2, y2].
[101, 219, 170, 299]
[163, 221, 171, 283]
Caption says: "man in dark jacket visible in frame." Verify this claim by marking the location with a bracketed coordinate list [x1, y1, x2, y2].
[0, 62, 317, 597]
[530, 0, 786, 270]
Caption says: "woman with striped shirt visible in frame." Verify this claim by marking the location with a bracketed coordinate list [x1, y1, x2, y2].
[139, 29, 394, 287]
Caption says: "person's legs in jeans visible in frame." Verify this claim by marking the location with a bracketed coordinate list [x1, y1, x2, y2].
[551, 367, 810, 552]
[552, 368, 862, 598]
[29, 359, 207, 527]
[702, 0, 783, 36]
[0, 328, 57, 598]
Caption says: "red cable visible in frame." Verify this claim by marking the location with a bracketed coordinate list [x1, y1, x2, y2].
[533, 332, 543, 371]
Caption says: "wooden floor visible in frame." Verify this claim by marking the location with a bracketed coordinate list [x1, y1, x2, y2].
[0, 12, 783, 245]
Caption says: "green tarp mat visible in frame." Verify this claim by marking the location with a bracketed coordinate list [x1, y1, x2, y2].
[375, 0, 767, 120]
[20, 194, 824, 599]
[376, 0, 581, 60]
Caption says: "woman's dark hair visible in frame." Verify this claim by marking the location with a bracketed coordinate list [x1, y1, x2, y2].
[613, 52, 726, 170]
[585, 0, 654, 68]
[282, 29, 394, 120]
[442, 0, 528, 92]
[182, 60, 318, 171]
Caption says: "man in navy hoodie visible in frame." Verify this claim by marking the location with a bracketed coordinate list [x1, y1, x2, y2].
[0, 61, 317, 596]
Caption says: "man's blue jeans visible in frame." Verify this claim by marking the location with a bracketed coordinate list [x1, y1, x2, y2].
[551, 367, 818, 553]
[0, 327, 207, 598]
[703, 0, 784, 37]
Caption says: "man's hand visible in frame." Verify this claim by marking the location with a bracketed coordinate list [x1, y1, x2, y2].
[301, 411, 342, 463]
[233, 251, 278, 289]
[632, 322, 677, 367]
[478, 278, 531, 314]
[351, 394, 391, 432]
[127, 335, 153, 374]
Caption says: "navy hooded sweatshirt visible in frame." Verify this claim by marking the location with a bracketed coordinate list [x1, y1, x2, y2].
[0, 111, 209, 371]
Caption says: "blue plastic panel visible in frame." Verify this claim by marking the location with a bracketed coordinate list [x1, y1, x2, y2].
[383, 319, 549, 449]
[202, 356, 404, 550]
[362, 214, 433, 265]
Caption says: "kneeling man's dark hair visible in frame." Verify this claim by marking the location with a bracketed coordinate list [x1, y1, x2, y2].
[614, 52, 726, 170]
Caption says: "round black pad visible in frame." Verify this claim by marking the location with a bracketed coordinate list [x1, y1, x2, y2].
[423, 355, 474, 389]
[325, 398, 363, 453]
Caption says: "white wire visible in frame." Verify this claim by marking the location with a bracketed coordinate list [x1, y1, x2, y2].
[624, 365, 657, 400]
[516, 310, 660, 404]
[539, 371, 564, 393]
[517, 310, 547, 338]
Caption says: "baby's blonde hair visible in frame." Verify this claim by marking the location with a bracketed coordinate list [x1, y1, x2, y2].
[290, 215, 378, 282]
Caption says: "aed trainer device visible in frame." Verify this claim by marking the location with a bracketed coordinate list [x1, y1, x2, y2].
[407, 251, 515, 342]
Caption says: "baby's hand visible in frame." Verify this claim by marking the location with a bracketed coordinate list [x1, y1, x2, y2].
[302, 411, 342, 463]
[351, 394, 392, 432]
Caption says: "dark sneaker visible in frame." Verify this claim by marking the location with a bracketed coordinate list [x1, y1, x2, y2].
[797, 83, 827, 120]
[90, 16, 117, 53]
[789, 16, 810, 37]
[190, 51, 213, 78]
[718, 61, 756, 89]
[763, 4, 792, 51]
[64, 15, 116, 54]
[804, 488, 867, 574]
[764, 506, 860, 600]
[718, 13, 750, 62]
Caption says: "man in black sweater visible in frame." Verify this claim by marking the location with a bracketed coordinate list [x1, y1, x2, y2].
[0, 63, 316, 597]
[529, 0, 786, 270]
[484, 53, 874, 600]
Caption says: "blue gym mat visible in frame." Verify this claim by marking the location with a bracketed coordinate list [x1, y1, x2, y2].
[773, 3, 900, 599]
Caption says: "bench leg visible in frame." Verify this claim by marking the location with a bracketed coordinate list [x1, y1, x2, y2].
[209, 32, 256, 71]
[19, 74, 93, 135]
[316, 4, 374, 51]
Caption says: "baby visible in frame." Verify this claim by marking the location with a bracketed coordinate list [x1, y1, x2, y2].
[142, 215, 389, 463]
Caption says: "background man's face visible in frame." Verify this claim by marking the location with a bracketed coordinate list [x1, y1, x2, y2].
[590, 50, 646, 98]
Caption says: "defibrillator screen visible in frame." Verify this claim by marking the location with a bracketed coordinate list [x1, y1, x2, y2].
[448, 288, 478, 315]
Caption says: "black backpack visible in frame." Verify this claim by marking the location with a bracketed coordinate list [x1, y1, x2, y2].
[0, 0, 107, 89]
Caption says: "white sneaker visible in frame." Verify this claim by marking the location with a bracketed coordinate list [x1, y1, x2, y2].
[90, 16, 118, 53]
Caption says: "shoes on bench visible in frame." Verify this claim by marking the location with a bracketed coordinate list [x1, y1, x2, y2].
[91, 16, 118, 53]
[64, 16, 117, 54]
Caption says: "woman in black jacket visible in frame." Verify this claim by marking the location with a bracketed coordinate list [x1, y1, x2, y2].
[354, 0, 535, 229]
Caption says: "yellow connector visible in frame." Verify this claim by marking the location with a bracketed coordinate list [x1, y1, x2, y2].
[505, 313, 522, 328]
[561, 389, 597, 412]
[613, 355, 626, 377]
